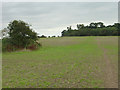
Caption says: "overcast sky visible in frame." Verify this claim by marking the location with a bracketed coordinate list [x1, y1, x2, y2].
[2, 2, 118, 36]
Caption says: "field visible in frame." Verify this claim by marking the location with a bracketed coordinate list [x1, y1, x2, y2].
[2, 36, 118, 88]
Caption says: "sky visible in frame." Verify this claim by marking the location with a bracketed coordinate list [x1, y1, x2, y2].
[2, 2, 118, 36]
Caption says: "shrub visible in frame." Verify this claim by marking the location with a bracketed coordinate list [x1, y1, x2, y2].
[27, 44, 37, 50]
[26, 41, 41, 50]
[2, 38, 19, 52]
[2, 38, 41, 52]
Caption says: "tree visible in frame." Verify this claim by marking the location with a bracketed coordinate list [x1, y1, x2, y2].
[7, 20, 38, 48]
[89, 22, 96, 28]
[113, 23, 120, 35]
[40, 35, 47, 38]
[89, 22, 105, 28]
[97, 22, 105, 28]
[77, 24, 84, 29]
[67, 26, 72, 31]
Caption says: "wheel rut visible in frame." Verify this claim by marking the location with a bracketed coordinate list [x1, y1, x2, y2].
[96, 39, 118, 88]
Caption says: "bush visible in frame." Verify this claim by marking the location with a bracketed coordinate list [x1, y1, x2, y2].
[2, 38, 19, 52]
[27, 44, 37, 50]
[2, 38, 41, 52]
[26, 41, 41, 50]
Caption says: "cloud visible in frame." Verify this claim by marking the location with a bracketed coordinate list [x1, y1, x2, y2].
[2, 2, 118, 36]
[2, 0, 119, 2]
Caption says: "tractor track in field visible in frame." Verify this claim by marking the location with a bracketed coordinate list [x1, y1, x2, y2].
[96, 39, 118, 88]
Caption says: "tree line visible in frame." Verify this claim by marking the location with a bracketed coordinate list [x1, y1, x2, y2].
[61, 22, 120, 36]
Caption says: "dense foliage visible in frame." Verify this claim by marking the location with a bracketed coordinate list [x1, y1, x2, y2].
[2, 20, 41, 52]
[62, 22, 120, 36]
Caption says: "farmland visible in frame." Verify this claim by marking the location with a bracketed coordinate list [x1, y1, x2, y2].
[2, 36, 118, 88]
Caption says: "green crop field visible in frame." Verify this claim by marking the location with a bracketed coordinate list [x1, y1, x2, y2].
[2, 36, 118, 88]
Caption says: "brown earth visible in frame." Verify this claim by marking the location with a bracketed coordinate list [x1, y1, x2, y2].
[96, 38, 118, 88]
